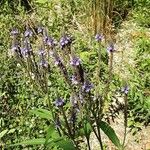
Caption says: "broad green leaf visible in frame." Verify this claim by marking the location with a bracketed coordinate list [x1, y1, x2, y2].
[56, 139, 76, 150]
[84, 122, 92, 138]
[0, 129, 8, 139]
[99, 121, 122, 149]
[10, 138, 46, 146]
[30, 108, 52, 120]
[45, 125, 59, 145]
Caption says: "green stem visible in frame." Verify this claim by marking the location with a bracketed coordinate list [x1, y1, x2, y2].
[61, 107, 79, 150]
[122, 93, 128, 147]
[86, 136, 91, 150]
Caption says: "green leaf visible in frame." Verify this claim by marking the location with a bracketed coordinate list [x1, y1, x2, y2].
[0, 129, 8, 139]
[0, 92, 6, 97]
[99, 121, 122, 149]
[10, 138, 46, 147]
[56, 138, 76, 150]
[84, 122, 92, 138]
[30, 108, 52, 120]
[36, 0, 48, 3]
[7, 128, 16, 134]
[45, 125, 60, 145]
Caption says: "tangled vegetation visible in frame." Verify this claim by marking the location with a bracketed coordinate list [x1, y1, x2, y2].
[0, 0, 149, 150]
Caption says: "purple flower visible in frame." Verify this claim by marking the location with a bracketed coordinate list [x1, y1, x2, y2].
[11, 28, 19, 35]
[82, 81, 94, 93]
[121, 86, 129, 94]
[21, 38, 32, 56]
[39, 60, 48, 68]
[71, 75, 78, 85]
[95, 34, 103, 41]
[43, 35, 48, 43]
[60, 35, 72, 49]
[55, 98, 65, 107]
[46, 37, 57, 48]
[37, 26, 43, 34]
[70, 57, 81, 66]
[38, 48, 46, 57]
[107, 43, 115, 52]
[24, 28, 33, 37]
[21, 47, 28, 56]
[54, 57, 62, 66]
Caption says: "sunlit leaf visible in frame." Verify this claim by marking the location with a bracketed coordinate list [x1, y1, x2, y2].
[56, 138, 76, 150]
[10, 138, 46, 146]
[30, 108, 52, 120]
[99, 121, 122, 149]
[45, 125, 60, 145]
[0, 129, 8, 139]
[36, 0, 48, 4]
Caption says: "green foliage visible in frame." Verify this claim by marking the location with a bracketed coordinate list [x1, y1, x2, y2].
[132, 0, 150, 27]
[0, 0, 150, 150]
[99, 121, 122, 149]
[0, 129, 8, 139]
[128, 36, 150, 131]
[11, 138, 46, 146]
[30, 108, 52, 120]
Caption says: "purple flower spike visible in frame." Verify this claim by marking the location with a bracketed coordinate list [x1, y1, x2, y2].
[24, 28, 33, 37]
[21, 38, 32, 57]
[54, 57, 62, 66]
[107, 43, 115, 52]
[39, 60, 48, 68]
[11, 28, 19, 35]
[47, 37, 57, 48]
[43, 36, 48, 43]
[82, 81, 94, 93]
[70, 57, 81, 66]
[38, 48, 46, 56]
[55, 98, 65, 107]
[60, 35, 72, 49]
[121, 86, 129, 94]
[95, 34, 103, 41]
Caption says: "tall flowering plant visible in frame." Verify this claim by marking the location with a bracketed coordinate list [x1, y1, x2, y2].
[10, 27, 127, 150]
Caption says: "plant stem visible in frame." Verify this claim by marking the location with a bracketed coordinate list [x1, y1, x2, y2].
[122, 93, 128, 147]
[61, 108, 72, 137]
[61, 108, 79, 149]
[96, 123, 103, 150]
[103, 51, 113, 101]
[86, 136, 91, 150]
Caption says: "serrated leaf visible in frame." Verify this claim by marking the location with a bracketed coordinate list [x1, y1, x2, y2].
[0, 129, 8, 139]
[30, 108, 52, 120]
[99, 121, 122, 149]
